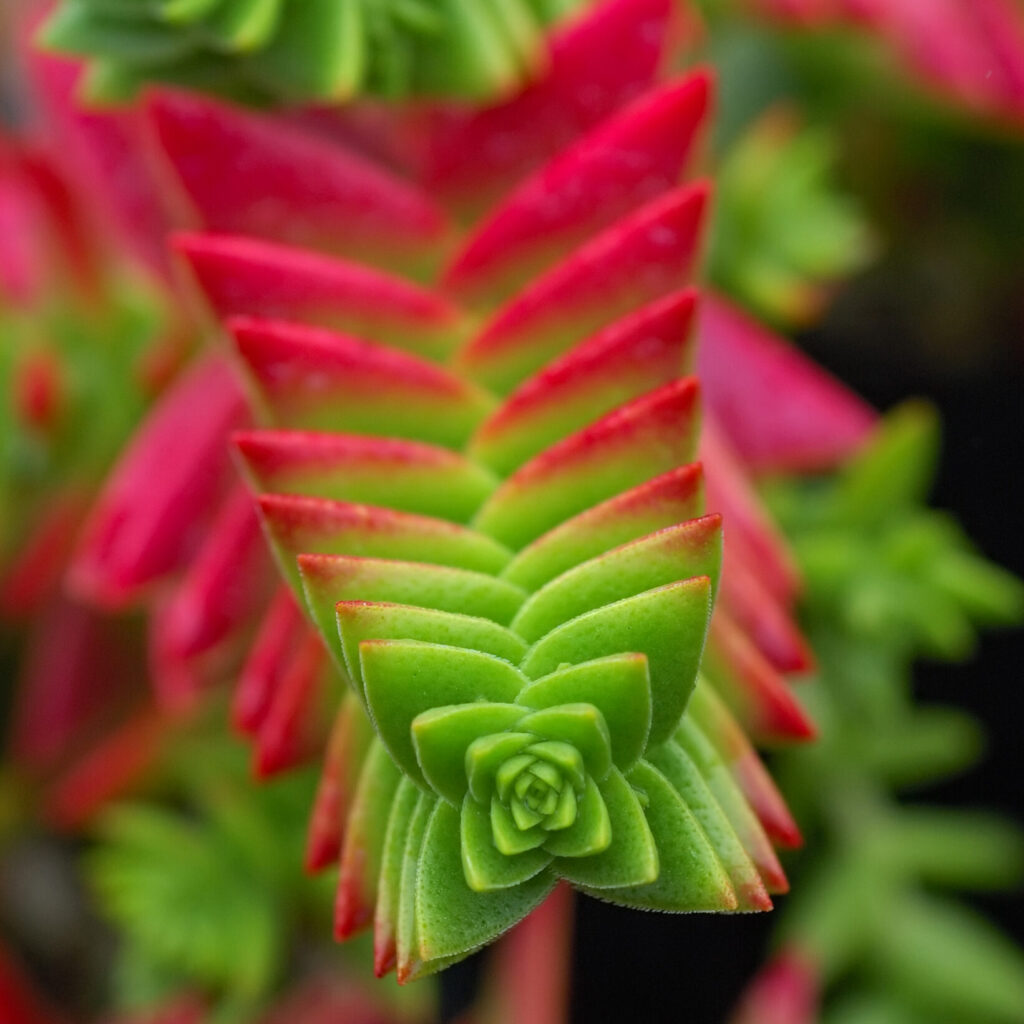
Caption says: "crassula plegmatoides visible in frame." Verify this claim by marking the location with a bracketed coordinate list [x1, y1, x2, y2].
[59, 0, 865, 984]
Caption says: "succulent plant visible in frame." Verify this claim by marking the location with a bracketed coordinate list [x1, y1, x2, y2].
[2, 0, 1022, 1019]
[165, 73, 814, 997]
[40, 0, 833, 985]
[40, 0, 586, 105]
[17, 0, 900, 999]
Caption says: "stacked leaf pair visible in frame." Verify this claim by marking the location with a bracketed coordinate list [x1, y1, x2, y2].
[61, 0, 712, 765]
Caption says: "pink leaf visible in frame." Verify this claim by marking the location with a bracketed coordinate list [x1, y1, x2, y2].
[229, 317, 492, 448]
[444, 71, 712, 304]
[175, 232, 464, 361]
[233, 587, 306, 736]
[706, 611, 817, 744]
[459, 182, 710, 394]
[730, 949, 820, 1024]
[698, 293, 876, 473]
[149, 90, 450, 275]
[423, 0, 678, 208]
[68, 356, 249, 608]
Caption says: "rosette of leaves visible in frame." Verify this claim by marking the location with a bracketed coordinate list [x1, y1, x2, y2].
[41, 0, 586, 104]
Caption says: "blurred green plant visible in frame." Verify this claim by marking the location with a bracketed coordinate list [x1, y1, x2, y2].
[87, 734, 333, 1018]
[754, 403, 1024, 1024]
[708, 107, 874, 326]
[40, 0, 585, 105]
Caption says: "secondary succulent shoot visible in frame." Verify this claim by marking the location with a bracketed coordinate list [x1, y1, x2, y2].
[730, 407, 1024, 1024]
[41, 0, 588, 103]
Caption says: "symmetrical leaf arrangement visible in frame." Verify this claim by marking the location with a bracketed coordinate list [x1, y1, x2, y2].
[59, 0, 823, 984]
[41, 0, 586, 104]
[4, 0, 1022, 1018]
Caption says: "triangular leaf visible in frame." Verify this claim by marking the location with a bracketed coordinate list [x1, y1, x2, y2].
[362, 641, 526, 786]
[522, 579, 713, 745]
[415, 801, 556, 964]
[552, 767, 657, 887]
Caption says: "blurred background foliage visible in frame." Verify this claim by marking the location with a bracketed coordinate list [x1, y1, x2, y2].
[762, 405, 1024, 1023]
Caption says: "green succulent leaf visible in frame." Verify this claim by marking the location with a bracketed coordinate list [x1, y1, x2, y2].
[510, 518, 722, 643]
[337, 738, 403, 934]
[521, 578, 713, 746]
[516, 654, 653, 770]
[413, 702, 525, 804]
[835, 403, 940, 524]
[462, 795, 552, 890]
[206, 0, 283, 53]
[598, 761, 738, 912]
[337, 603, 527, 693]
[362, 640, 526, 785]
[415, 801, 556, 965]
[396, 790, 438, 980]
[491, 795, 549, 853]
[467, 732, 536, 804]
[552, 767, 658, 888]
[514, 704, 612, 782]
[539, 775, 611, 859]
[648, 740, 767, 909]
[375, 777, 423, 958]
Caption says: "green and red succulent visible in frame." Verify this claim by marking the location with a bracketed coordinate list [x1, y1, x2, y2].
[3, 0, 1022, 1019]
[116, 5, 817, 980]
[20, 0, 881, 989]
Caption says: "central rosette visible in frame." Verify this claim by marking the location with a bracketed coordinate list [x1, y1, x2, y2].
[360, 644, 673, 898]
[412, 700, 624, 891]
[489, 739, 583, 841]
[466, 710, 613, 865]
[377, 646, 667, 897]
